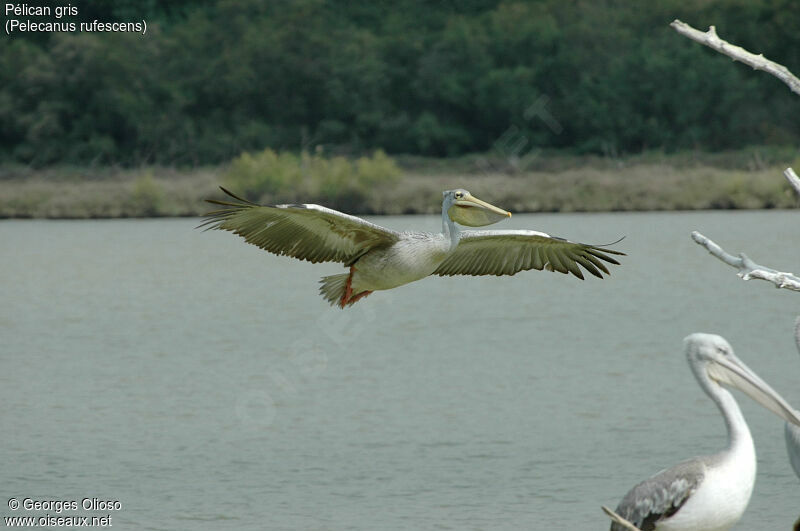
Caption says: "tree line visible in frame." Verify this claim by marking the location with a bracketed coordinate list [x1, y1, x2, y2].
[1, 0, 798, 166]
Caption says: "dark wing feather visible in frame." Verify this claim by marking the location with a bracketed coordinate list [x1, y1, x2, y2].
[200, 187, 400, 265]
[611, 458, 705, 531]
[433, 230, 624, 279]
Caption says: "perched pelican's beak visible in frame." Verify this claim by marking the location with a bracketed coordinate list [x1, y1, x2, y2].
[448, 194, 512, 227]
[708, 354, 800, 427]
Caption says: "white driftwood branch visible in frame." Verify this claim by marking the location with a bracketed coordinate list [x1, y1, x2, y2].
[691, 231, 800, 291]
[670, 19, 800, 96]
[785, 168, 800, 195]
[601, 506, 642, 531]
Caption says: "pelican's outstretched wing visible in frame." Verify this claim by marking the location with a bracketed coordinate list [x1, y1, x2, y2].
[200, 188, 400, 265]
[433, 230, 624, 279]
[610, 459, 704, 531]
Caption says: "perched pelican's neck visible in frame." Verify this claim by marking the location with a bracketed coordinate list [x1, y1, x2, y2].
[441, 208, 460, 249]
[712, 386, 755, 458]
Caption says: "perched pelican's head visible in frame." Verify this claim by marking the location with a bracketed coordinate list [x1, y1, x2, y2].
[685, 333, 800, 427]
[443, 189, 511, 227]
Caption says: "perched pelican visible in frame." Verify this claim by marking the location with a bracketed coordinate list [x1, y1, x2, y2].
[606, 333, 800, 531]
[786, 318, 800, 481]
[201, 187, 624, 308]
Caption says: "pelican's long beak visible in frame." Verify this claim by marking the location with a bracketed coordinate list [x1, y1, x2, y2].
[709, 355, 800, 427]
[448, 194, 512, 227]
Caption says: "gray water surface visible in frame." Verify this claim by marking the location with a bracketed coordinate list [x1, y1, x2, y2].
[2, 211, 800, 529]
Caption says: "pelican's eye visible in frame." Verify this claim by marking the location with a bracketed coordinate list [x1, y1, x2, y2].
[454, 192, 464, 199]
[715, 345, 729, 356]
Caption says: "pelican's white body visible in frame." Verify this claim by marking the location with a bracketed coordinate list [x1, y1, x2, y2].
[659, 433, 755, 530]
[350, 233, 450, 292]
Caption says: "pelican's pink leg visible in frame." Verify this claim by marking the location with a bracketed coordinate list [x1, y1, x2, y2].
[348, 290, 373, 305]
[339, 266, 356, 308]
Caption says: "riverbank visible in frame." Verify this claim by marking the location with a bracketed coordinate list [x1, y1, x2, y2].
[1, 149, 798, 218]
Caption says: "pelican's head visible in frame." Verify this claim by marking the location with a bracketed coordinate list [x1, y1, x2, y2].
[442, 189, 511, 227]
[685, 333, 800, 427]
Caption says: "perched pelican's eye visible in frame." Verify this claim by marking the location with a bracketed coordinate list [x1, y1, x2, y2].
[455, 192, 463, 199]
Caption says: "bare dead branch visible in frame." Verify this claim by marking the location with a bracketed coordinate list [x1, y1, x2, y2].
[670, 19, 800, 292]
[601, 506, 642, 531]
[674, 22, 800, 521]
[691, 231, 800, 291]
[670, 20, 800, 96]
[785, 168, 800, 196]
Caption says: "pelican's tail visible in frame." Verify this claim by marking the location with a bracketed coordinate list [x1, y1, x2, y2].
[319, 271, 373, 308]
[319, 273, 349, 306]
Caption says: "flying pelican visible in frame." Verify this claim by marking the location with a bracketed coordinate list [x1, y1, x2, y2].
[200, 187, 624, 308]
[605, 333, 800, 531]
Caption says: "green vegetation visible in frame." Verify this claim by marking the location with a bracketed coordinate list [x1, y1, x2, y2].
[2, 149, 798, 219]
[224, 149, 400, 211]
[2, 1, 799, 218]
[0, 166, 218, 218]
[2, 0, 799, 166]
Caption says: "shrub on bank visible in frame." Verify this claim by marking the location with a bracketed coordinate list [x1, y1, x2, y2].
[223, 148, 401, 210]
